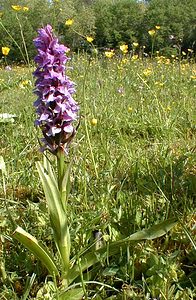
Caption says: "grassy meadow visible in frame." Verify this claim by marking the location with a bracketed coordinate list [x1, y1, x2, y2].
[0, 54, 196, 299]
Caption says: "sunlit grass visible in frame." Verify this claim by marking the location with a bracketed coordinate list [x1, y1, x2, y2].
[0, 56, 195, 299]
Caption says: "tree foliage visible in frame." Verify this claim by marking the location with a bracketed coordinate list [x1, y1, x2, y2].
[0, 0, 195, 62]
[142, 0, 196, 52]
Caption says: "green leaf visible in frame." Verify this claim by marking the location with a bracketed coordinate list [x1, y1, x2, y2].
[43, 156, 58, 184]
[102, 266, 118, 276]
[36, 161, 66, 239]
[69, 218, 177, 283]
[13, 226, 59, 276]
[36, 160, 70, 274]
[59, 288, 84, 300]
[125, 217, 178, 241]
[69, 252, 101, 284]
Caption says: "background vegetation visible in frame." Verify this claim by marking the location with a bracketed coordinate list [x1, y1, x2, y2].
[1, 53, 196, 300]
[0, 0, 196, 63]
[0, 0, 196, 299]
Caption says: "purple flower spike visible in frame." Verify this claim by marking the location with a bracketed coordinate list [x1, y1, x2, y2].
[33, 25, 79, 154]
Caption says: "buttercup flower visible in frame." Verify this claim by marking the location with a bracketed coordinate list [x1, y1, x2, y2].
[155, 25, 161, 30]
[65, 19, 74, 26]
[2, 47, 10, 56]
[148, 29, 156, 36]
[120, 44, 128, 54]
[23, 7, 29, 12]
[105, 50, 115, 58]
[143, 68, 152, 76]
[131, 54, 138, 61]
[86, 36, 94, 43]
[133, 42, 139, 48]
[91, 118, 97, 126]
[33, 25, 79, 154]
[11, 5, 22, 11]
[19, 79, 31, 89]
[122, 58, 128, 64]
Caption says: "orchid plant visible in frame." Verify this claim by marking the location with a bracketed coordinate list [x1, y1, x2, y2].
[11, 25, 177, 299]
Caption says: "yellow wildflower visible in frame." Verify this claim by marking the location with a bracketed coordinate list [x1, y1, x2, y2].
[182, 51, 186, 56]
[128, 107, 133, 112]
[2, 47, 10, 56]
[155, 81, 164, 87]
[86, 36, 94, 43]
[155, 25, 161, 30]
[105, 51, 115, 58]
[133, 42, 139, 48]
[11, 5, 22, 11]
[165, 58, 170, 65]
[22, 80, 30, 86]
[23, 7, 29, 12]
[120, 44, 128, 53]
[122, 58, 128, 64]
[131, 54, 138, 61]
[188, 49, 193, 53]
[143, 68, 152, 76]
[91, 118, 97, 126]
[65, 19, 74, 26]
[19, 80, 31, 89]
[148, 29, 156, 36]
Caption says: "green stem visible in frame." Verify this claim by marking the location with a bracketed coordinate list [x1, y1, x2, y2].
[58, 238, 70, 284]
[77, 255, 88, 299]
[57, 149, 66, 207]
[0, 20, 27, 65]
[56, 150, 70, 280]
[151, 37, 155, 59]
[82, 61, 99, 179]
[150, 32, 157, 59]
[15, 14, 30, 67]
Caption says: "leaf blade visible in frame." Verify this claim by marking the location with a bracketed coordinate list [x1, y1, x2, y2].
[59, 288, 84, 300]
[69, 218, 177, 283]
[13, 226, 59, 276]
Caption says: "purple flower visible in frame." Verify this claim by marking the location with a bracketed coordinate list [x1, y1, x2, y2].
[33, 25, 79, 154]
